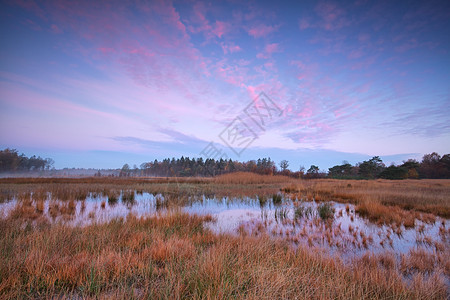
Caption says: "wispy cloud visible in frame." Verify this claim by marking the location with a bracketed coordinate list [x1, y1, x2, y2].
[247, 24, 280, 38]
[256, 43, 281, 59]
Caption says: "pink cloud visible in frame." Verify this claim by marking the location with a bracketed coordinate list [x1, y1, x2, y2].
[248, 24, 279, 38]
[189, 2, 212, 34]
[98, 47, 115, 55]
[215, 59, 249, 87]
[220, 42, 242, 54]
[152, 0, 187, 34]
[256, 43, 280, 59]
[296, 99, 314, 118]
[315, 2, 350, 31]
[246, 85, 258, 100]
[264, 61, 276, 72]
[187, 4, 231, 40]
[212, 20, 230, 38]
[27, 0, 211, 91]
[290, 60, 320, 83]
[266, 43, 279, 54]
[245, 79, 288, 108]
[237, 59, 251, 66]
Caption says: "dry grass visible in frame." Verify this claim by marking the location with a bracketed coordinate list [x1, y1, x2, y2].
[1, 176, 449, 229]
[355, 200, 416, 227]
[355, 252, 447, 299]
[0, 177, 211, 185]
[213, 172, 295, 184]
[0, 173, 450, 299]
[283, 179, 450, 224]
[1, 211, 447, 299]
[9, 199, 42, 220]
[0, 175, 284, 202]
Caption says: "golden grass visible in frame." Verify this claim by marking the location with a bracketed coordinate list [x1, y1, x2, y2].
[283, 179, 450, 224]
[1, 176, 449, 226]
[9, 199, 41, 220]
[0, 176, 287, 204]
[356, 200, 416, 227]
[1, 211, 447, 299]
[0, 177, 211, 185]
[213, 172, 295, 184]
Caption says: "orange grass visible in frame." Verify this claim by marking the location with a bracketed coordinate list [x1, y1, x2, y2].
[0, 211, 448, 299]
[283, 179, 450, 224]
[0, 174, 284, 202]
[3, 176, 448, 225]
[213, 172, 295, 184]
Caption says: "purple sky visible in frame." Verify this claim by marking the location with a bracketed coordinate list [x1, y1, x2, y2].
[1, 0, 449, 170]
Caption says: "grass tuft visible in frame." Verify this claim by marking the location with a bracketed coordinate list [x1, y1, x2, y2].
[272, 194, 282, 206]
[317, 203, 335, 220]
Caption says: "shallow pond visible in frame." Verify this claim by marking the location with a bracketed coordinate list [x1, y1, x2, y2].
[1, 191, 448, 260]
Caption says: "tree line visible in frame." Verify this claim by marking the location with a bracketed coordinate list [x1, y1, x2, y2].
[126, 152, 450, 179]
[121, 157, 278, 177]
[2, 148, 449, 179]
[0, 149, 54, 173]
[327, 152, 450, 179]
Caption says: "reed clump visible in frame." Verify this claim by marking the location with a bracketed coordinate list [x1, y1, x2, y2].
[317, 203, 335, 220]
[272, 194, 282, 205]
[10, 199, 40, 220]
[356, 200, 416, 227]
[258, 195, 267, 207]
[294, 205, 305, 220]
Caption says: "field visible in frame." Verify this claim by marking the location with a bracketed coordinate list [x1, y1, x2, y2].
[0, 173, 449, 299]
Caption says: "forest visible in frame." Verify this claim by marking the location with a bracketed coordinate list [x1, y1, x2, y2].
[0, 149, 54, 173]
[128, 152, 450, 179]
[2, 148, 449, 179]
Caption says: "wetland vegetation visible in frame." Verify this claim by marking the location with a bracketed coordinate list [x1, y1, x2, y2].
[0, 174, 449, 298]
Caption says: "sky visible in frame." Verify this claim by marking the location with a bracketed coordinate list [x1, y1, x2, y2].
[0, 0, 449, 170]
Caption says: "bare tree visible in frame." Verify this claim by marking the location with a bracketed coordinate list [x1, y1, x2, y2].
[279, 160, 289, 171]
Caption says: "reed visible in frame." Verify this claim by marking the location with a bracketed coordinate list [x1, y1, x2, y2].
[213, 172, 294, 184]
[1, 211, 446, 299]
[317, 203, 335, 220]
[258, 195, 267, 208]
[272, 194, 282, 205]
[282, 179, 450, 220]
[155, 195, 168, 210]
[4, 177, 447, 227]
[107, 193, 118, 206]
[294, 205, 305, 220]
[0, 176, 449, 298]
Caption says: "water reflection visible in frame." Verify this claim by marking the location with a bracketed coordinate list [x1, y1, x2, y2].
[0, 191, 448, 259]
